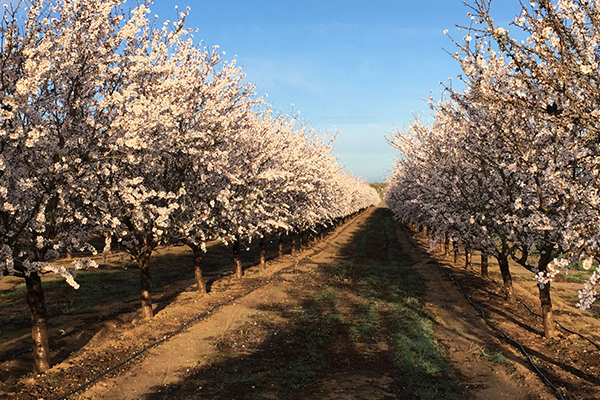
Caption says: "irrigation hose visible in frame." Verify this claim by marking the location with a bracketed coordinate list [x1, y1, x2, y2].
[435, 263, 566, 400]
[0, 290, 183, 364]
[488, 279, 600, 352]
[0, 268, 237, 364]
[50, 210, 366, 400]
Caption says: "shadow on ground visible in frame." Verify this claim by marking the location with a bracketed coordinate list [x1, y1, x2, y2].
[144, 208, 466, 400]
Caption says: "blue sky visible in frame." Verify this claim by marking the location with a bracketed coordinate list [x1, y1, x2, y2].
[2, 0, 523, 182]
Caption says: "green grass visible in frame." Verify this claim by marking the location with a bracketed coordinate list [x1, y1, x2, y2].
[325, 208, 464, 400]
[0, 251, 197, 330]
[142, 208, 465, 400]
[566, 272, 592, 282]
[483, 351, 511, 364]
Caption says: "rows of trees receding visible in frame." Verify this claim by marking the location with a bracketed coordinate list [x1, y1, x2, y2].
[0, 0, 380, 372]
[385, 0, 600, 340]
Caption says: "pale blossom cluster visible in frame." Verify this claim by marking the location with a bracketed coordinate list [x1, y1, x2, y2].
[537, 258, 570, 289]
[577, 271, 599, 310]
[1, 0, 379, 371]
[0, 0, 378, 306]
[386, 0, 600, 329]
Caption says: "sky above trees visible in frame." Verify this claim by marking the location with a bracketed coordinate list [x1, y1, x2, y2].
[0, 0, 524, 181]
[143, 0, 523, 182]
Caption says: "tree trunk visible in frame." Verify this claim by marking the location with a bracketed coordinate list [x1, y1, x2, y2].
[291, 234, 297, 256]
[453, 243, 458, 263]
[233, 240, 243, 279]
[190, 244, 206, 296]
[259, 237, 266, 269]
[444, 233, 449, 255]
[496, 253, 515, 304]
[278, 235, 284, 258]
[464, 247, 470, 269]
[481, 252, 489, 278]
[138, 252, 153, 319]
[538, 282, 554, 338]
[25, 272, 51, 372]
[537, 244, 556, 338]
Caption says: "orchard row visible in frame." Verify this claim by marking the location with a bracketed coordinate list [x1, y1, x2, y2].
[385, 0, 600, 339]
[0, 0, 380, 372]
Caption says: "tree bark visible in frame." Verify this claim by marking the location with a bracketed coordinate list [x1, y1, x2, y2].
[190, 244, 206, 296]
[537, 244, 556, 338]
[444, 233, 449, 255]
[538, 282, 554, 338]
[496, 253, 515, 304]
[278, 235, 284, 258]
[233, 240, 243, 279]
[138, 251, 153, 319]
[259, 237, 266, 269]
[481, 252, 489, 278]
[25, 272, 51, 372]
[291, 234, 297, 256]
[453, 243, 458, 263]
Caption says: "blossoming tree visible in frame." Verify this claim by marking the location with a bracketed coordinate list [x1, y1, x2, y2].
[0, 0, 153, 371]
[386, 3, 599, 337]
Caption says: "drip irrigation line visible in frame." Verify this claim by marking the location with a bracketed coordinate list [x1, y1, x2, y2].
[0, 271, 235, 364]
[3, 220, 351, 365]
[0, 346, 31, 363]
[51, 210, 366, 400]
[489, 279, 600, 351]
[436, 263, 566, 400]
[52, 259, 294, 400]
[0, 290, 181, 364]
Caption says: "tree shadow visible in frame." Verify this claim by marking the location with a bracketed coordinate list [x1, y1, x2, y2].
[0, 231, 301, 384]
[142, 207, 465, 400]
[401, 221, 600, 398]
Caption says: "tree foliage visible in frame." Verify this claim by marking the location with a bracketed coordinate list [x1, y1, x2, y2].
[0, 0, 380, 371]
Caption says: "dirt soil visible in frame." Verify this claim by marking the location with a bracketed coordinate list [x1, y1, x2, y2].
[1, 207, 599, 400]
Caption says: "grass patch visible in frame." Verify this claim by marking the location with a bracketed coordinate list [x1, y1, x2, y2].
[146, 208, 465, 400]
[483, 351, 511, 364]
[565, 273, 591, 282]
[64, 306, 96, 315]
[328, 208, 464, 400]
[584, 311, 600, 319]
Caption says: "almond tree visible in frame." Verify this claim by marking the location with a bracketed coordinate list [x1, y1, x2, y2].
[386, 8, 594, 337]
[169, 49, 260, 295]
[281, 127, 379, 249]
[207, 109, 299, 278]
[284, 131, 342, 247]
[90, 8, 214, 319]
[471, 0, 600, 311]
[459, 0, 600, 331]
[0, 0, 154, 371]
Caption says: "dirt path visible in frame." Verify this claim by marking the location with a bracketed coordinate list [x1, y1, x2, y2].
[2, 207, 598, 399]
[77, 207, 555, 400]
[395, 228, 555, 400]
[78, 212, 378, 399]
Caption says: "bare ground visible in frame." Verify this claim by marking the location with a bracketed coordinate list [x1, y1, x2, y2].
[1, 207, 599, 399]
